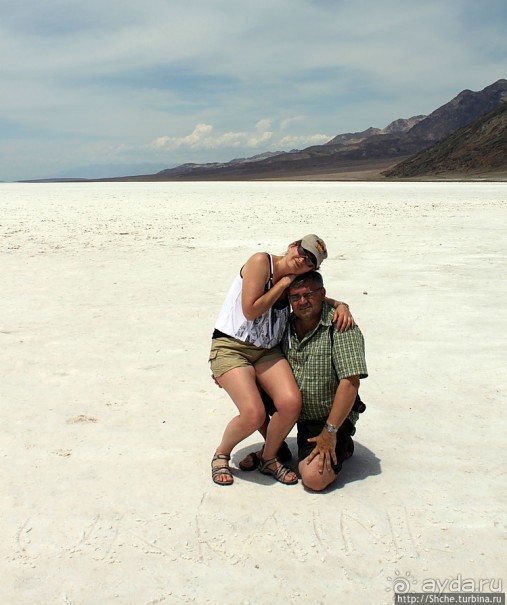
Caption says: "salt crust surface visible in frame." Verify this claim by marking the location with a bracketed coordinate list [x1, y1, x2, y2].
[1, 181, 505, 604]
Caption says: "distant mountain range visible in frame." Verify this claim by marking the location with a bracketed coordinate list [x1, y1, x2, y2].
[136, 78, 507, 181]
[25, 79, 507, 182]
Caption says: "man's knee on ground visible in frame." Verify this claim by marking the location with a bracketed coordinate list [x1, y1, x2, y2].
[299, 462, 337, 492]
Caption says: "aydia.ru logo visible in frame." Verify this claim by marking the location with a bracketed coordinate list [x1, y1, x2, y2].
[386, 570, 418, 593]
[386, 571, 503, 594]
[420, 574, 502, 593]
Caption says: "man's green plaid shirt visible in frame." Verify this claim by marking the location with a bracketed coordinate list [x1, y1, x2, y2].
[281, 301, 368, 422]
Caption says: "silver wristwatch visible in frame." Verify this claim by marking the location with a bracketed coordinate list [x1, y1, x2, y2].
[324, 423, 338, 434]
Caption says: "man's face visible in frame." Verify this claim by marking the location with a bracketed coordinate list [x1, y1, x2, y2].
[288, 282, 326, 321]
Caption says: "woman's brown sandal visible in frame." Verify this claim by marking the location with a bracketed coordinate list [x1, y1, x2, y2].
[211, 453, 233, 485]
[258, 457, 298, 485]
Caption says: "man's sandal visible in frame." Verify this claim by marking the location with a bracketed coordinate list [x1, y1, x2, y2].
[239, 441, 292, 472]
[258, 457, 298, 485]
[239, 451, 261, 472]
[211, 453, 233, 486]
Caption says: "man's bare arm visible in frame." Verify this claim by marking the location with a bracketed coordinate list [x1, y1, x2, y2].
[306, 376, 360, 473]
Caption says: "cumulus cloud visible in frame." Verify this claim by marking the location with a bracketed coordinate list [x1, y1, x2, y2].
[145, 118, 333, 158]
[147, 120, 275, 152]
[149, 124, 214, 150]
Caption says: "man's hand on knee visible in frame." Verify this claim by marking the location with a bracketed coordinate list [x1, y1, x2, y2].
[306, 431, 338, 474]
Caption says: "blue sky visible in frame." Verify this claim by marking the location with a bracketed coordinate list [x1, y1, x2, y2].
[1, 0, 506, 180]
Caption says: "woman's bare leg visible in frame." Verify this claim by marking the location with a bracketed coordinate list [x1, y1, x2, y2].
[255, 357, 301, 463]
[214, 365, 267, 457]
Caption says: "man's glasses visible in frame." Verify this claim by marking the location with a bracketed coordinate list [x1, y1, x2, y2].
[297, 244, 317, 268]
[288, 288, 322, 303]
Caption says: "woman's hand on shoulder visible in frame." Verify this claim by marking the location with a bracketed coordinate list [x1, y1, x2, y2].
[325, 297, 355, 332]
[333, 303, 355, 332]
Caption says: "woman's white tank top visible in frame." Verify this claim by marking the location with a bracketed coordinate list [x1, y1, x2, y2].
[214, 254, 289, 349]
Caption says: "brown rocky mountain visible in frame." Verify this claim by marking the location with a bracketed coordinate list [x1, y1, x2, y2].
[404, 79, 507, 143]
[383, 101, 507, 178]
[140, 79, 506, 181]
[326, 116, 426, 146]
[381, 116, 427, 135]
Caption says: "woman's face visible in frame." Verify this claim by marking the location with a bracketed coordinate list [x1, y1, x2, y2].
[288, 242, 317, 273]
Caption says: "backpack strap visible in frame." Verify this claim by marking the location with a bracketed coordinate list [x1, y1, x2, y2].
[329, 324, 366, 413]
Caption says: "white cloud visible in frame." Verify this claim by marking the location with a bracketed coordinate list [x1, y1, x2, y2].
[147, 122, 275, 152]
[145, 119, 332, 157]
[255, 118, 272, 132]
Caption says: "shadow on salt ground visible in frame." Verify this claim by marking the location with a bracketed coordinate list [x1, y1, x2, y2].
[232, 438, 381, 489]
[322, 441, 382, 493]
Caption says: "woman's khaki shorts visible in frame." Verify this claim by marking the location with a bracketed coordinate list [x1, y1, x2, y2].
[209, 337, 284, 378]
